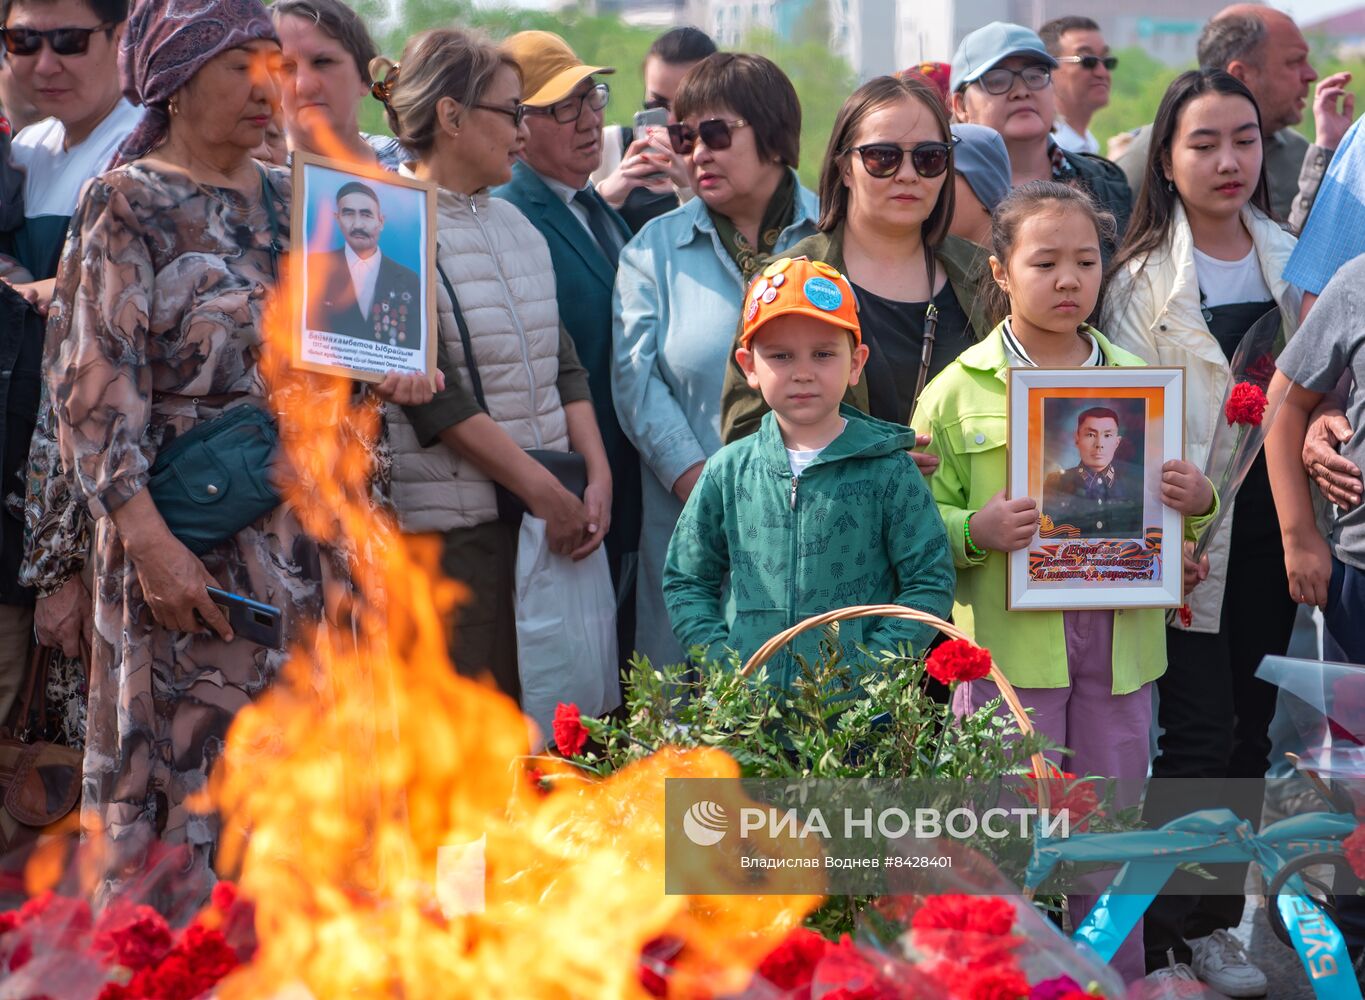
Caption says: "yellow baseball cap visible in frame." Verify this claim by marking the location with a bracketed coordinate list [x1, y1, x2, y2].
[740, 257, 861, 348]
[502, 31, 615, 108]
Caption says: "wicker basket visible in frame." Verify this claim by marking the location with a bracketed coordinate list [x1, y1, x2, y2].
[740, 603, 1053, 806]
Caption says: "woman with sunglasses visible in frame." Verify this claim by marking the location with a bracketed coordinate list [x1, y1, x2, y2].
[1102, 70, 1300, 989]
[612, 51, 818, 671]
[272, 0, 403, 169]
[375, 29, 611, 701]
[720, 73, 993, 449]
[949, 22, 1130, 258]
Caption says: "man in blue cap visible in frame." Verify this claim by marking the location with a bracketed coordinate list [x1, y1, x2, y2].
[950, 21, 1130, 257]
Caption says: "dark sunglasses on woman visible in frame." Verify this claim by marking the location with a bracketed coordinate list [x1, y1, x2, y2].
[0, 22, 113, 56]
[1057, 54, 1118, 72]
[974, 64, 1051, 96]
[848, 137, 958, 179]
[666, 117, 748, 155]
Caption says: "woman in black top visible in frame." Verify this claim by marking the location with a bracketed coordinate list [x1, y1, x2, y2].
[720, 73, 990, 447]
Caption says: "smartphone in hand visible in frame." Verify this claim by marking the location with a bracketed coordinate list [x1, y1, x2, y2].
[206, 586, 284, 649]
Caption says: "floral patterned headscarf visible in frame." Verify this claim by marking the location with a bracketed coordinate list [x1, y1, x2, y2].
[113, 0, 278, 167]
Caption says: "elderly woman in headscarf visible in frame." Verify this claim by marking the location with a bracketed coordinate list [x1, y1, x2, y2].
[43, 0, 430, 884]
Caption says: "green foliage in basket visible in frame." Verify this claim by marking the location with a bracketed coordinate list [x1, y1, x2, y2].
[576, 630, 1049, 782]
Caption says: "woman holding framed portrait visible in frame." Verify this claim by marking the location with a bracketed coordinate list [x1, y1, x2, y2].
[373, 28, 612, 702]
[1102, 69, 1302, 987]
[912, 180, 1216, 985]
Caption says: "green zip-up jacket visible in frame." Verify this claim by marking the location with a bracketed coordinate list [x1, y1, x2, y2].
[663, 404, 956, 687]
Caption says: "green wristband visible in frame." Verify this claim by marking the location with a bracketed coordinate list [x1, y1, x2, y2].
[964, 514, 986, 559]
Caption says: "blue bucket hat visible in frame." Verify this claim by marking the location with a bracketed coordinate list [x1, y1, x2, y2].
[950, 124, 1012, 213]
[950, 22, 1057, 94]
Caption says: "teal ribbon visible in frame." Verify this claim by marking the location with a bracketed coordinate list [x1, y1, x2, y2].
[1025, 809, 1360, 1000]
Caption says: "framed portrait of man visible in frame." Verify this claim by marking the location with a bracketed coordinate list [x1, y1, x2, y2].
[290, 152, 437, 384]
[1006, 367, 1185, 611]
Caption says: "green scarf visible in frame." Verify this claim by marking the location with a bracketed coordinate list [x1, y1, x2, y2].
[709, 169, 798, 281]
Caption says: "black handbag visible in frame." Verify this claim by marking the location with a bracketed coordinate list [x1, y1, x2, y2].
[146, 166, 284, 553]
[435, 263, 586, 525]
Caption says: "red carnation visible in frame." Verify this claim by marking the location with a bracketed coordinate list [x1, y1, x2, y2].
[1345, 825, 1365, 879]
[757, 925, 830, 991]
[815, 935, 917, 999]
[93, 901, 173, 971]
[552, 702, 589, 757]
[912, 895, 1016, 937]
[925, 640, 993, 685]
[960, 962, 1031, 1000]
[1018, 772, 1102, 833]
[1225, 382, 1268, 427]
[911, 896, 1022, 971]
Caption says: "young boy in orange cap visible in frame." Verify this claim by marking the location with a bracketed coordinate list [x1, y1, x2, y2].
[662, 257, 955, 685]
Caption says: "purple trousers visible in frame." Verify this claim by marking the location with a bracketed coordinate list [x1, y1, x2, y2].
[952, 610, 1152, 984]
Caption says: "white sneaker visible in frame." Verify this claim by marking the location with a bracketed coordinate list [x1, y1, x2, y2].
[1144, 951, 1204, 997]
[1189, 930, 1268, 997]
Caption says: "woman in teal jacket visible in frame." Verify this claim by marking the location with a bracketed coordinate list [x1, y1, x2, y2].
[612, 54, 819, 670]
[663, 404, 955, 684]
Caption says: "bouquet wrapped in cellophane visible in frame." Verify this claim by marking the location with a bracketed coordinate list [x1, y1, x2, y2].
[1177, 306, 1295, 627]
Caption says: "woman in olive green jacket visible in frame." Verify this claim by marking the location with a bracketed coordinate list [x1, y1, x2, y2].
[720, 73, 994, 446]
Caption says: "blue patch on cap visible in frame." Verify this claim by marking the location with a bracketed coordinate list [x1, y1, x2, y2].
[803, 276, 843, 312]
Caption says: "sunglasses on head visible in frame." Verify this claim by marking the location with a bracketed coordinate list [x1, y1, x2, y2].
[666, 117, 748, 155]
[1058, 54, 1118, 72]
[0, 22, 112, 56]
[849, 137, 958, 179]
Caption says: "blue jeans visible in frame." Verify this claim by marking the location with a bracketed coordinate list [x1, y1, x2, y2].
[1324, 556, 1365, 663]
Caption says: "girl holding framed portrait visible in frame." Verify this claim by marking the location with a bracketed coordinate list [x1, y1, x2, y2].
[1102, 69, 1302, 987]
[912, 181, 1216, 985]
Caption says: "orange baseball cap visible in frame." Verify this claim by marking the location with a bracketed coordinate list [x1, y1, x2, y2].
[740, 256, 861, 348]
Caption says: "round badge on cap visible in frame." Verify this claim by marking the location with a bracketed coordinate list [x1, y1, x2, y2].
[811, 261, 842, 279]
[761, 287, 778, 304]
[744, 296, 759, 322]
[751, 278, 770, 300]
[803, 276, 843, 312]
[763, 257, 793, 279]
[771, 273, 786, 288]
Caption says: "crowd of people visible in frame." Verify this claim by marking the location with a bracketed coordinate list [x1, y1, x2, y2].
[0, 0, 1362, 991]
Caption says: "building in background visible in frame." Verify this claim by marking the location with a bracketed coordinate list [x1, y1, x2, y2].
[1302, 6, 1365, 60]
[897, 0, 1242, 68]
[586, 0, 1243, 79]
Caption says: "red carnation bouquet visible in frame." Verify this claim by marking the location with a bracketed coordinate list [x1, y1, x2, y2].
[1179, 307, 1293, 626]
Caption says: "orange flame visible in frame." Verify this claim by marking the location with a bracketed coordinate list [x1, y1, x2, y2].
[202, 124, 819, 998]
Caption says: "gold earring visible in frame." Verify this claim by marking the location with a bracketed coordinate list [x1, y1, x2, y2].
[168, 98, 179, 117]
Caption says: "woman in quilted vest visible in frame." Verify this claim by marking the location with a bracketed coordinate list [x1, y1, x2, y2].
[373, 29, 611, 702]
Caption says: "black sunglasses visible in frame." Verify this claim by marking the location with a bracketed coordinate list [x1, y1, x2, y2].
[473, 102, 526, 127]
[1058, 54, 1118, 72]
[849, 138, 958, 179]
[666, 117, 748, 155]
[975, 64, 1051, 96]
[0, 22, 112, 56]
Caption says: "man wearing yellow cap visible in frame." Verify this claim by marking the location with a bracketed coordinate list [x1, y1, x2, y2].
[494, 30, 641, 668]
[662, 258, 956, 686]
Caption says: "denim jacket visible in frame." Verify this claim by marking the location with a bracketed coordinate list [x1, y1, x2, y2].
[611, 172, 819, 668]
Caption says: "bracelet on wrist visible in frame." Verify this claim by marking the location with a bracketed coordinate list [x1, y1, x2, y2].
[964, 514, 986, 559]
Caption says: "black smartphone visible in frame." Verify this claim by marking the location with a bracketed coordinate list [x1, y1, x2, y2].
[206, 587, 284, 650]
